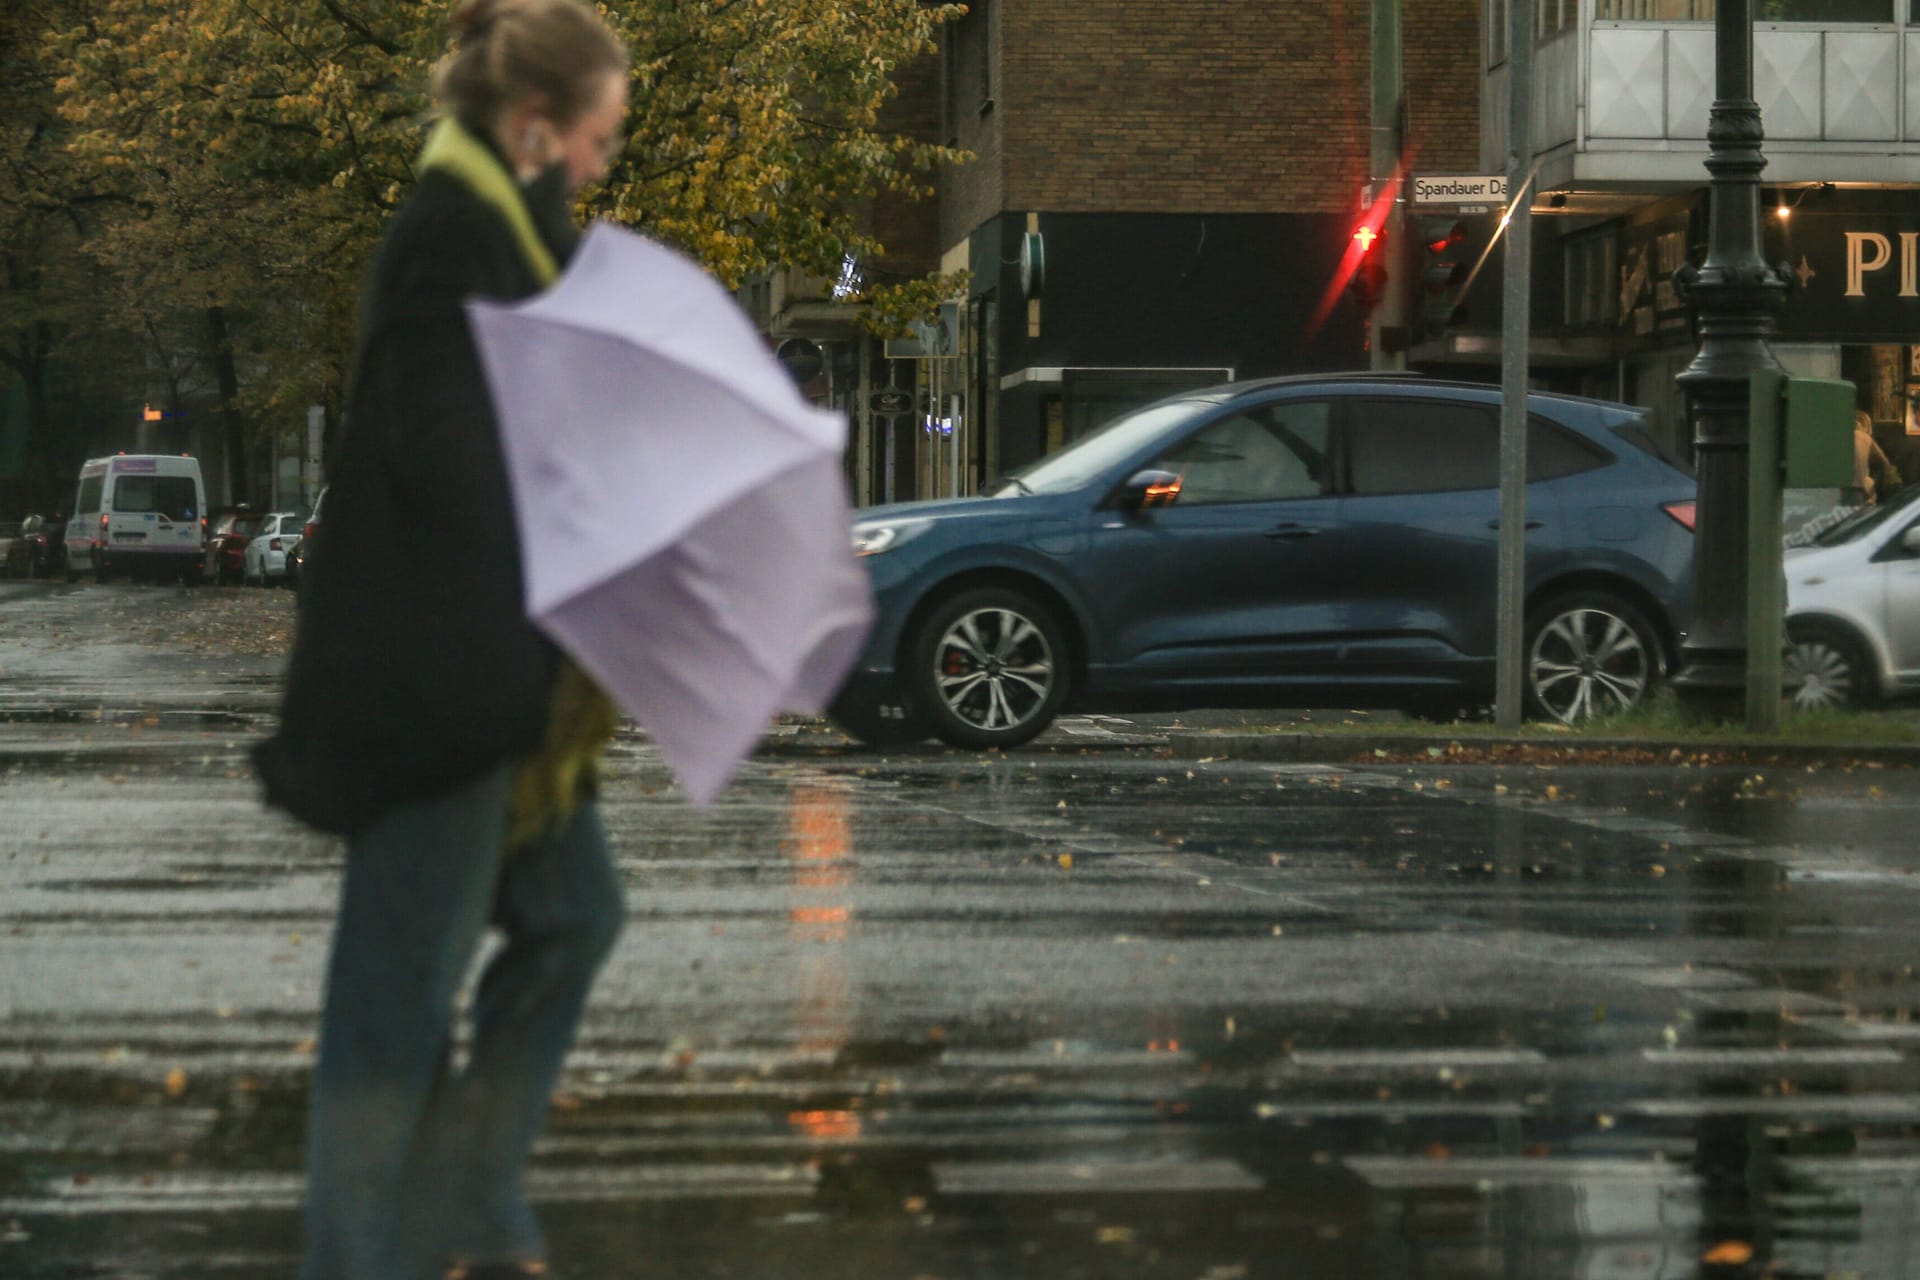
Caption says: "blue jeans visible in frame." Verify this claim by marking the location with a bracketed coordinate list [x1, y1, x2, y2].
[301, 766, 624, 1280]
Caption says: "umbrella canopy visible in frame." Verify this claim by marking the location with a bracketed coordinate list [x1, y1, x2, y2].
[468, 223, 873, 805]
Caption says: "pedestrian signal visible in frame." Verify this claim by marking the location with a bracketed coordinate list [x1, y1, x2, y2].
[1347, 222, 1389, 315]
[1416, 216, 1472, 338]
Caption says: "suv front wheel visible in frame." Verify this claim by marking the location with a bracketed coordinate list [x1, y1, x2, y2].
[1524, 590, 1664, 724]
[910, 587, 1070, 750]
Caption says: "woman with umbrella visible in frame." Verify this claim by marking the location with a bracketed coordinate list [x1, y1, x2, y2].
[254, 2, 630, 1277]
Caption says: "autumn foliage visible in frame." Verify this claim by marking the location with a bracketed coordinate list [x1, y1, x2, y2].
[14, 0, 963, 451]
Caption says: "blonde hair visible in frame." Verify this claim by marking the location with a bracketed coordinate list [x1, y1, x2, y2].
[433, 0, 628, 131]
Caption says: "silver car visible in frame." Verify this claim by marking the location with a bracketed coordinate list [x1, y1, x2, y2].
[1785, 487, 1920, 709]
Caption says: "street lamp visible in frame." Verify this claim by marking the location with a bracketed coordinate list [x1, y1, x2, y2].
[1671, 0, 1789, 718]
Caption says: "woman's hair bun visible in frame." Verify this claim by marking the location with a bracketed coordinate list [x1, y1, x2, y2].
[449, 0, 506, 44]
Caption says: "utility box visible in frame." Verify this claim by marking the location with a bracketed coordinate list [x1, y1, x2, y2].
[1780, 375, 1856, 488]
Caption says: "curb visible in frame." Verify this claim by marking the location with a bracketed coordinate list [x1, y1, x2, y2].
[750, 733, 1167, 759]
[1165, 730, 1920, 768]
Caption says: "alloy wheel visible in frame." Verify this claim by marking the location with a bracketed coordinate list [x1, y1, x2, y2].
[931, 606, 1056, 735]
[1527, 605, 1654, 724]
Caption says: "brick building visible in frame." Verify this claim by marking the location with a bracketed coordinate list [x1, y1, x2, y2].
[758, 0, 1483, 507]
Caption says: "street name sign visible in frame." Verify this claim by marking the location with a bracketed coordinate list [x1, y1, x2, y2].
[1412, 174, 1509, 208]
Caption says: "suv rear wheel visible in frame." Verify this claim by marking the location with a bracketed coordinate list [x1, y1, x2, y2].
[1524, 589, 1663, 724]
[910, 587, 1070, 750]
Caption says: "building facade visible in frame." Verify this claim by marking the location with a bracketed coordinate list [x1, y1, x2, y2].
[755, 0, 1483, 508]
[1468, 0, 1920, 473]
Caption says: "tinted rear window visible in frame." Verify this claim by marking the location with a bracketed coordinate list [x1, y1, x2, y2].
[76, 476, 103, 514]
[1348, 400, 1500, 495]
[1347, 399, 1616, 495]
[113, 476, 198, 518]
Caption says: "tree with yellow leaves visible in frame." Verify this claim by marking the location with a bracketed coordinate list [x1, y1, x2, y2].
[45, 0, 966, 457]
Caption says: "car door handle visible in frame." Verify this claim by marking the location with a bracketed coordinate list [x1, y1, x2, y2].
[1486, 519, 1545, 530]
[1264, 523, 1321, 541]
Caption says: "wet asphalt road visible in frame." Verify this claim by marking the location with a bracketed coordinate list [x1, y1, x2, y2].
[4, 582, 1920, 1279]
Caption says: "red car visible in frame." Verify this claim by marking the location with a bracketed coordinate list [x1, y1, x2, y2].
[203, 512, 266, 586]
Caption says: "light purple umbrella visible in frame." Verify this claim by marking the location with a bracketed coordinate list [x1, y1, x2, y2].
[467, 224, 873, 805]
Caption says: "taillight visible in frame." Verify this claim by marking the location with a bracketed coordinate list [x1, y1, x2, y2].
[303, 523, 315, 539]
[1661, 501, 1696, 531]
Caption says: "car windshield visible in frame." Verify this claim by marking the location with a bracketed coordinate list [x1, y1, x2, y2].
[986, 399, 1216, 497]
[1811, 487, 1920, 547]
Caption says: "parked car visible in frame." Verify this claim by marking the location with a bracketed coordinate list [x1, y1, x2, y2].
[286, 487, 324, 593]
[1784, 485, 1920, 710]
[203, 511, 266, 585]
[243, 512, 305, 586]
[0, 522, 22, 578]
[9, 514, 67, 578]
[830, 374, 1697, 749]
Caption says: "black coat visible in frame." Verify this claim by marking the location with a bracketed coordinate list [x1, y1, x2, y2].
[255, 163, 576, 834]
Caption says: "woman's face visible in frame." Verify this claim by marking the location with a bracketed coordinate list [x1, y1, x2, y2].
[552, 71, 628, 192]
[509, 70, 628, 192]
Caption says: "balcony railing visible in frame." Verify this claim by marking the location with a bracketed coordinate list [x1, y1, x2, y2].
[1485, 0, 1920, 181]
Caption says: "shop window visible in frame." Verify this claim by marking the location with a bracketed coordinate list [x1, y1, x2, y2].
[1596, 0, 1712, 17]
[1598, 0, 1893, 15]
[1564, 232, 1618, 329]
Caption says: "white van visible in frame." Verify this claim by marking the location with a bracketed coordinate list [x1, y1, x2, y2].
[64, 454, 208, 584]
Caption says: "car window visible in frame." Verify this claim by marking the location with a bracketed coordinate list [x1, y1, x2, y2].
[1528, 420, 1610, 480]
[76, 476, 103, 514]
[1152, 401, 1331, 505]
[991, 399, 1217, 497]
[1347, 399, 1500, 495]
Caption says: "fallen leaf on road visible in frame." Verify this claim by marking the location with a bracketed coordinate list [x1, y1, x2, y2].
[164, 1067, 187, 1097]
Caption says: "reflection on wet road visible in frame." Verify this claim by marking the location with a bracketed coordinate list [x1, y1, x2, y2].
[4, 728, 1920, 1277]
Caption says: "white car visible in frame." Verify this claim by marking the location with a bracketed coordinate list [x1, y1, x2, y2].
[243, 512, 305, 586]
[1785, 487, 1920, 709]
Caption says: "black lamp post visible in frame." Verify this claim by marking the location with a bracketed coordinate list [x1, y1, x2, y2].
[1671, 0, 1789, 717]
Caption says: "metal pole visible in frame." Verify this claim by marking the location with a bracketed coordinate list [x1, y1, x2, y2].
[1672, 0, 1787, 717]
[1746, 370, 1785, 732]
[1494, 0, 1533, 730]
[1369, 0, 1405, 370]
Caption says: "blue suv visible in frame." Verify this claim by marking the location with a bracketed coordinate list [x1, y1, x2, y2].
[832, 375, 1696, 749]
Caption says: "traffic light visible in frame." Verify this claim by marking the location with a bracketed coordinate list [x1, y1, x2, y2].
[1416, 216, 1471, 338]
[1347, 222, 1389, 314]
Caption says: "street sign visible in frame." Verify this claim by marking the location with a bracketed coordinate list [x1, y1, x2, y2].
[1412, 174, 1509, 207]
[869, 389, 914, 415]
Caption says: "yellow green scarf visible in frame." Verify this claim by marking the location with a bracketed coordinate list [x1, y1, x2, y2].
[416, 117, 622, 849]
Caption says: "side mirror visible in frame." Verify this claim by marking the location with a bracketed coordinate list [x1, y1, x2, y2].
[1117, 469, 1183, 512]
[1902, 525, 1920, 555]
